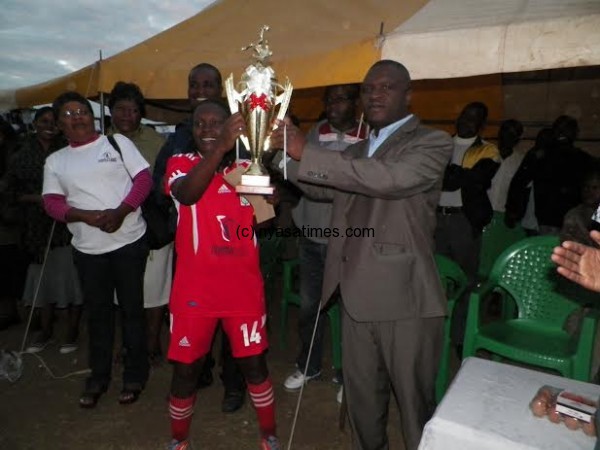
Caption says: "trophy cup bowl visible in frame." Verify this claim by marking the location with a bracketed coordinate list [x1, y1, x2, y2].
[225, 25, 293, 195]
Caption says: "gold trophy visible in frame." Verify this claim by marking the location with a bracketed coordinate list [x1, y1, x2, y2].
[225, 25, 293, 195]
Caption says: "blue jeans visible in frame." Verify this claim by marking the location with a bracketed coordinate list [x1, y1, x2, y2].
[296, 237, 328, 376]
[73, 236, 149, 389]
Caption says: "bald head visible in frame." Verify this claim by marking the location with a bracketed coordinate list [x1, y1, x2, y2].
[369, 60, 411, 86]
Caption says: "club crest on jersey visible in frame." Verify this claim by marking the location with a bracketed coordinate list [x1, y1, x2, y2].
[98, 151, 118, 163]
[240, 196, 251, 207]
[217, 184, 232, 194]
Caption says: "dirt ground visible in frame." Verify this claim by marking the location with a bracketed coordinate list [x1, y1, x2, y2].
[0, 296, 406, 450]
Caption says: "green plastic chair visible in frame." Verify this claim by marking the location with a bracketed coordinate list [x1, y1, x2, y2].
[280, 258, 341, 372]
[463, 235, 599, 381]
[434, 254, 468, 402]
[478, 211, 527, 281]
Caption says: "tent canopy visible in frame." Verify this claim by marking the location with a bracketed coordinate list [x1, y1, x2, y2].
[1, 0, 427, 110]
[1, 0, 599, 115]
[384, 0, 600, 79]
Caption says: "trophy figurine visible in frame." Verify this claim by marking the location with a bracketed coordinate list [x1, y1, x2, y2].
[225, 25, 293, 195]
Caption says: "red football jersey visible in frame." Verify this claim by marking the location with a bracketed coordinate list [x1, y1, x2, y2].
[165, 153, 264, 317]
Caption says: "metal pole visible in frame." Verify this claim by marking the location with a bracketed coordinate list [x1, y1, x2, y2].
[99, 50, 105, 134]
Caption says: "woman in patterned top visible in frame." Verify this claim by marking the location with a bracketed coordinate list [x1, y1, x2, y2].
[5, 107, 83, 353]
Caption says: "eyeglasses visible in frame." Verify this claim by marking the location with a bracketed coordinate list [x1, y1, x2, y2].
[61, 108, 91, 118]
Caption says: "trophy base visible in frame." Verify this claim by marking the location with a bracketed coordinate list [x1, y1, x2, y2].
[241, 174, 271, 187]
[236, 174, 273, 194]
[236, 185, 274, 195]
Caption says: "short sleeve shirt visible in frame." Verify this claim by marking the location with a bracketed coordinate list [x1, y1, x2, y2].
[42, 134, 149, 254]
[165, 153, 264, 317]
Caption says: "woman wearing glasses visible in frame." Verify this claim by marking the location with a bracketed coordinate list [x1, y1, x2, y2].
[42, 91, 151, 408]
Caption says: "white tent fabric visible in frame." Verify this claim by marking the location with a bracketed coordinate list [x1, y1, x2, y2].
[383, 0, 600, 79]
[2, 0, 599, 112]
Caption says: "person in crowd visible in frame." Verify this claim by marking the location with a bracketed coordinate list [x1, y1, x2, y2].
[513, 128, 556, 236]
[281, 84, 366, 403]
[560, 165, 600, 248]
[435, 102, 500, 275]
[488, 119, 524, 214]
[4, 107, 83, 353]
[553, 229, 600, 293]
[271, 60, 453, 450]
[108, 81, 172, 365]
[153, 63, 247, 413]
[0, 117, 26, 330]
[506, 115, 593, 235]
[42, 92, 151, 408]
[434, 101, 500, 348]
[165, 100, 279, 450]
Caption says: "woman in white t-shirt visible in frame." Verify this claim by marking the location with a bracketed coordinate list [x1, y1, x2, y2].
[42, 92, 152, 408]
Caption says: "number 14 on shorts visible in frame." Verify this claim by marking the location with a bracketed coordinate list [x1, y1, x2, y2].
[240, 321, 262, 347]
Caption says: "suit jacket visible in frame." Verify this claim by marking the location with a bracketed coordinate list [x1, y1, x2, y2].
[290, 116, 453, 322]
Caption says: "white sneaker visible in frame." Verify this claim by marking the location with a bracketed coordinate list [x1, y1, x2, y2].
[337, 386, 343, 404]
[283, 369, 321, 391]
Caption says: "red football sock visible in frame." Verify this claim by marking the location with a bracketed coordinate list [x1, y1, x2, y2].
[247, 378, 276, 437]
[169, 394, 196, 441]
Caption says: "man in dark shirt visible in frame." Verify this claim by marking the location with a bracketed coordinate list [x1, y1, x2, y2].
[506, 115, 593, 235]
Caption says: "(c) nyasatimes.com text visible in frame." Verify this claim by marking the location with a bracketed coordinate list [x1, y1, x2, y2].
[236, 225, 375, 241]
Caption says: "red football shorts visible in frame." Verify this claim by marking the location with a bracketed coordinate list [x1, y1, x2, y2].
[167, 313, 269, 363]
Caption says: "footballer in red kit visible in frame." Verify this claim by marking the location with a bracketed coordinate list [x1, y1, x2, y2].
[164, 99, 278, 450]
[166, 154, 267, 361]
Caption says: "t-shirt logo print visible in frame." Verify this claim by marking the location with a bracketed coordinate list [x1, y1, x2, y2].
[98, 151, 118, 163]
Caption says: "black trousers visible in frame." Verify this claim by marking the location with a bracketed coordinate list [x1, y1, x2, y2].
[73, 236, 149, 389]
[434, 211, 481, 346]
[219, 331, 245, 391]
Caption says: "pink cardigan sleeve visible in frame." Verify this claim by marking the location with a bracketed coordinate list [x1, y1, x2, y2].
[123, 169, 152, 209]
[43, 194, 70, 222]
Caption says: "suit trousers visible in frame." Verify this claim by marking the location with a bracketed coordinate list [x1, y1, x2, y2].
[341, 304, 443, 450]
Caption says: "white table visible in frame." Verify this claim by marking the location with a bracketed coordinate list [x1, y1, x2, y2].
[419, 357, 600, 450]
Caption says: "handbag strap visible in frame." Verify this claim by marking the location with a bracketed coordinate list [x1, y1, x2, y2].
[107, 134, 122, 157]
[106, 135, 133, 180]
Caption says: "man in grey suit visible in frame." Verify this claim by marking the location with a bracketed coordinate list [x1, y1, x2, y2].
[271, 60, 453, 449]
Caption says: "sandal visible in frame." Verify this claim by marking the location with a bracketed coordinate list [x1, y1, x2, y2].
[25, 333, 53, 354]
[79, 385, 106, 409]
[118, 383, 144, 405]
